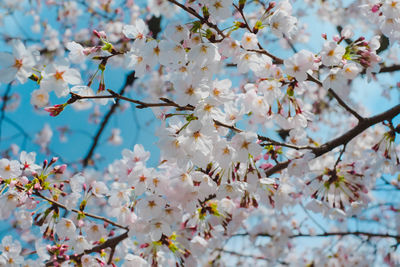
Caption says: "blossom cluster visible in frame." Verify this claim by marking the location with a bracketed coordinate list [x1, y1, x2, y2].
[0, 0, 399, 266]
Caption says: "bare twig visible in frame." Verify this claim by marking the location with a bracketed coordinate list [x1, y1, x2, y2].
[300, 203, 327, 233]
[234, 231, 400, 239]
[334, 144, 347, 169]
[0, 83, 12, 140]
[82, 71, 136, 167]
[216, 248, 289, 265]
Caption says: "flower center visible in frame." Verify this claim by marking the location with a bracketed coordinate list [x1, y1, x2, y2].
[14, 59, 23, 69]
[54, 71, 65, 80]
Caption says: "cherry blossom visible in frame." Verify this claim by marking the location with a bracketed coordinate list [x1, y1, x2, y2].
[0, 40, 35, 84]
[0, 1, 399, 266]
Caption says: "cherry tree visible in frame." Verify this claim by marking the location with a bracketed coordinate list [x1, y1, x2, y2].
[0, 0, 399, 266]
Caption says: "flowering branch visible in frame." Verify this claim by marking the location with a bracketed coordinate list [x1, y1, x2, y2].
[32, 189, 128, 230]
[166, 0, 226, 39]
[46, 231, 129, 266]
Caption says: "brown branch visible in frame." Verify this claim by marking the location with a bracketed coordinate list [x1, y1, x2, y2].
[107, 90, 195, 110]
[69, 91, 195, 111]
[234, 231, 400, 239]
[379, 64, 400, 73]
[46, 231, 129, 266]
[265, 103, 400, 176]
[258, 136, 315, 150]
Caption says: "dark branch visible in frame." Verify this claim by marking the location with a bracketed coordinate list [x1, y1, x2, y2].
[234, 231, 400, 239]
[265, 103, 400, 176]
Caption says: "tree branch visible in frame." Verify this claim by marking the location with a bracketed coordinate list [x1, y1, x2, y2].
[216, 248, 288, 264]
[379, 64, 400, 73]
[46, 231, 129, 266]
[234, 231, 400, 239]
[265, 103, 400, 176]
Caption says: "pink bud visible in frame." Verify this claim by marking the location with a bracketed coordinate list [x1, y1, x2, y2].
[254, 154, 262, 162]
[34, 183, 42, 190]
[44, 104, 66, 117]
[321, 33, 327, 40]
[50, 157, 58, 165]
[78, 219, 85, 227]
[269, 2, 276, 9]
[54, 164, 67, 174]
[333, 35, 340, 42]
[140, 243, 149, 248]
[355, 36, 365, 43]
[83, 48, 92, 56]
[99, 31, 107, 39]
[93, 30, 102, 38]
[371, 4, 380, 13]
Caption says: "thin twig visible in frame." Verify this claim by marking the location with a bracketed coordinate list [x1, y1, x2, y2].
[167, 0, 226, 38]
[300, 203, 327, 233]
[306, 74, 364, 121]
[334, 144, 347, 169]
[33, 189, 128, 230]
[82, 71, 136, 167]
[234, 231, 400, 239]
[0, 83, 12, 140]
